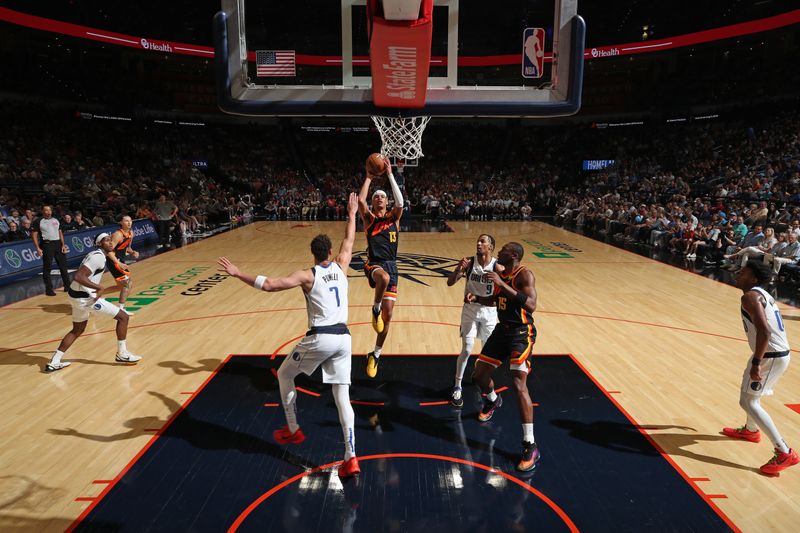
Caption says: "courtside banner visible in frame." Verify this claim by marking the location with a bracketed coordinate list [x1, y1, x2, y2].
[368, 0, 433, 109]
[0, 219, 157, 286]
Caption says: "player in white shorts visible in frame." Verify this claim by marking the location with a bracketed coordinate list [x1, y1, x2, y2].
[722, 259, 798, 475]
[45, 233, 142, 372]
[446, 234, 498, 407]
[218, 192, 361, 478]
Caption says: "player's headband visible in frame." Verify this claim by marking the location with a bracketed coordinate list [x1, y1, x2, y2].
[372, 190, 387, 199]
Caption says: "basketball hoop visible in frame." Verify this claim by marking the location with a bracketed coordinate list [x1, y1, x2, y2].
[371, 115, 431, 162]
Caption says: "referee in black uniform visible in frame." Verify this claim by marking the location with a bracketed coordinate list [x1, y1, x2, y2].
[31, 205, 71, 296]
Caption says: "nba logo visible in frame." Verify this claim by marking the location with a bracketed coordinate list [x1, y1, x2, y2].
[522, 28, 545, 79]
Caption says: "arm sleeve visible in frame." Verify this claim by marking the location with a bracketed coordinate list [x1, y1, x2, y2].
[387, 172, 404, 208]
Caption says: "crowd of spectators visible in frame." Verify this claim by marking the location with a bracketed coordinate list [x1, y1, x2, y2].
[3, 100, 798, 292]
[553, 108, 800, 282]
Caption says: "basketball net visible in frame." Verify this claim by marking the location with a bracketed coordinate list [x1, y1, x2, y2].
[371, 115, 431, 162]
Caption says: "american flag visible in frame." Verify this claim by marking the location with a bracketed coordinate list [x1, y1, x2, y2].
[256, 50, 296, 77]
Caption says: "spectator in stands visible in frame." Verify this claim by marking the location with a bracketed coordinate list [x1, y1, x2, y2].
[725, 227, 777, 267]
[61, 213, 76, 232]
[769, 233, 800, 274]
[2, 221, 28, 242]
[19, 219, 32, 239]
[73, 211, 92, 229]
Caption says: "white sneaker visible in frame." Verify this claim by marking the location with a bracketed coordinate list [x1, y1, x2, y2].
[45, 361, 71, 372]
[115, 352, 142, 364]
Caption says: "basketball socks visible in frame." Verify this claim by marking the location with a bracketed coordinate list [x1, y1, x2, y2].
[332, 384, 356, 460]
[455, 338, 474, 388]
[278, 364, 301, 433]
[523, 423, 534, 443]
[117, 340, 127, 354]
[486, 390, 497, 402]
[282, 389, 299, 433]
[742, 394, 788, 453]
[50, 349, 65, 364]
[372, 302, 381, 315]
[373, 346, 382, 359]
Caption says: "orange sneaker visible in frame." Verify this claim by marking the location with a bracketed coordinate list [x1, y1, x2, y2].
[760, 448, 799, 476]
[338, 457, 361, 478]
[721, 426, 761, 443]
[273, 425, 306, 445]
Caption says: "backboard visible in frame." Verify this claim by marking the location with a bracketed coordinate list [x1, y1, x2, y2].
[214, 0, 584, 117]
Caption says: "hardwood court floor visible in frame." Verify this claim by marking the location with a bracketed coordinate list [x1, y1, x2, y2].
[0, 221, 798, 532]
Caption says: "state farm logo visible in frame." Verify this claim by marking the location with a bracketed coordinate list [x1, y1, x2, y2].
[140, 38, 173, 53]
[383, 46, 417, 100]
[5, 249, 22, 269]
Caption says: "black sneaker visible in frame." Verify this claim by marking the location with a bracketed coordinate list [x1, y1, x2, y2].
[517, 441, 540, 471]
[450, 387, 464, 408]
[45, 289, 57, 296]
[478, 395, 503, 422]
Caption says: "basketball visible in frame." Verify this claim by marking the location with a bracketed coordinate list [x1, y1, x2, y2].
[366, 153, 387, 176]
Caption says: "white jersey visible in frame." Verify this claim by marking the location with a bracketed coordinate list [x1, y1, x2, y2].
[70, 250, 107, 296]
[464, 256, 497, 301]
[305, 261, 348, 329]
[741, 287, 790, 353]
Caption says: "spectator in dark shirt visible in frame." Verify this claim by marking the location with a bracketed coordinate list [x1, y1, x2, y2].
[73, 211, 92, 229]
[2, 221, 27, 242]
[61, 213, 77, 232]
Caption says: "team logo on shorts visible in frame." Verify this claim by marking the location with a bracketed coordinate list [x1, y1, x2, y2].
[291, 352, 300, 361]
[350, 251, 459, 286]
[750, 381, 763, 392]
[93, 302, 103, 310]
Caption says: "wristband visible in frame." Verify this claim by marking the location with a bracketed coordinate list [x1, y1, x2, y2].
[254, 275, 268, 289]
[514, 291, 528, 306]
[751, 358, 762, 366]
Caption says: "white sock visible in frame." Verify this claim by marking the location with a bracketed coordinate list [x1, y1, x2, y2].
[119, 303, 125, 309]
[332, 384, 356, 460]
[741, 393, 787, 453]
[455, 337, 474, 388]
[278, 363, 301, 433]
[51, 349, 65, 364]
[373, 346, 382, 358]
[523, 423, 534, 443]
[372, 302, 381, 314]
[118, 340, 127, 354]
[487, 390, 497, 402]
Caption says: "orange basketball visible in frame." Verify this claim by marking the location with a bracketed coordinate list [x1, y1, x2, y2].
[366, 153, 387, 176]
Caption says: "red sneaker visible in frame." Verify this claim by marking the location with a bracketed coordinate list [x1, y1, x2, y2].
[721, 426, 761, 443]
[760, 448, 799, 476]
[338, 457, 361, 478]
[273, 425, 305, 445]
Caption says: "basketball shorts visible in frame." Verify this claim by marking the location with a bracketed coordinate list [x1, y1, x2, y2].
[284, 333, 352, 385]
[70, 296, 122, 322]
[364, 260, 398, 300]
[741, 352, 790, 397]
[477, 323, 537, 373]
[107, 258, 131, 282]
[460, 303, 498, 344]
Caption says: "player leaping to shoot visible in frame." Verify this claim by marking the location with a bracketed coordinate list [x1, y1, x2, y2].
[359, 154, 404, 379]
[217, 192, 361, 478]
